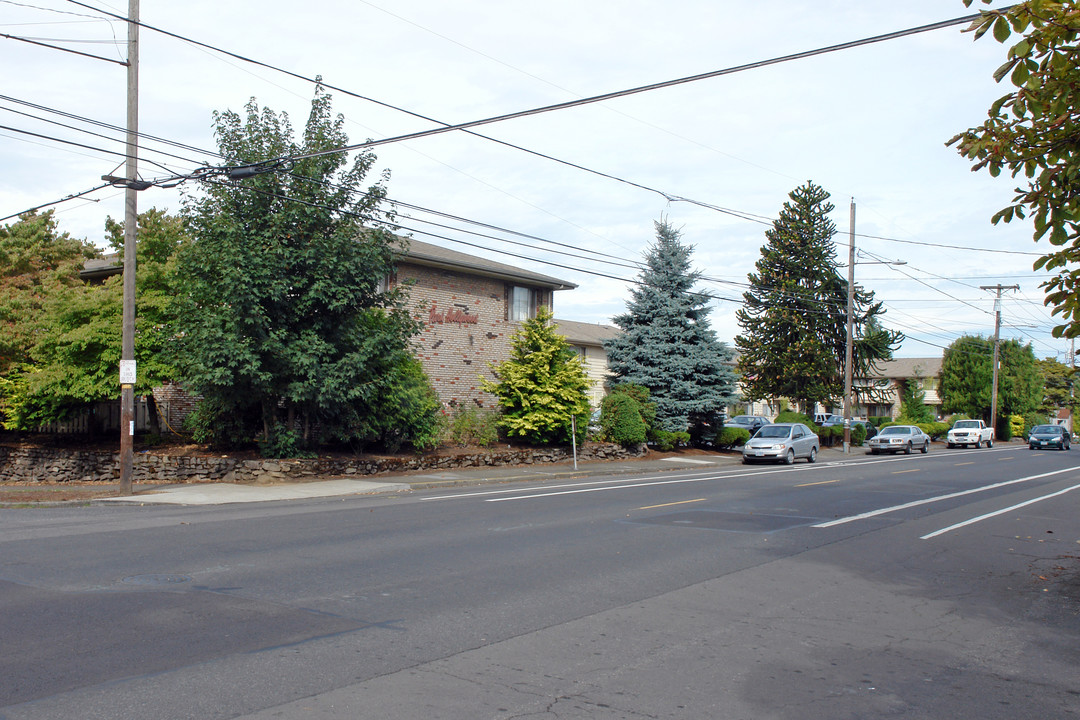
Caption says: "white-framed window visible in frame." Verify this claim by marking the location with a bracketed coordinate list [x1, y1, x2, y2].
[509, 286, 536, 321]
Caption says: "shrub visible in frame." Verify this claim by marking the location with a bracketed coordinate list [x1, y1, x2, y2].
[442, 405, 500, 447]
[600, 392, 647, 446]
[716, 426, 750, 448]
[851, 422, 867, 446]
[651, 429, 690, 451]
[1009, 414, 1025, 440]
[774, 409, 816, 431]
[608, 384, 657, 431]
[258, 425, 316, 459]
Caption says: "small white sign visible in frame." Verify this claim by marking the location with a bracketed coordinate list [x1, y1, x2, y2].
[119, 359, 137, 385]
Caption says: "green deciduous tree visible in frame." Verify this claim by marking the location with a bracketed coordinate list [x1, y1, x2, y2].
[949, 1, 1080, 337]
[481, 306, 591, 445]
[1, 209, 185, 431]
[1035, 355, 1076, 418]
[939, 335, 1042, 420]
[603, 219, 737, 437]
[736, 182, 902, 414]
[176, 85, 436, 453]
[0, 211, 98, 428]
[0, 211, 94, 373]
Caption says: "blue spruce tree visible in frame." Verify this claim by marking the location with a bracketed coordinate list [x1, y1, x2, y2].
[603, 219, 737, 439]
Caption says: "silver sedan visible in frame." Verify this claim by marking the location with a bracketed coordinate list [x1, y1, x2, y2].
[742, 423, 819, 465]
[867, 425, 931, 455]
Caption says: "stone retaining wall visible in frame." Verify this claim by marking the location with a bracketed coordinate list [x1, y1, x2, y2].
[0, 443, 646, 484]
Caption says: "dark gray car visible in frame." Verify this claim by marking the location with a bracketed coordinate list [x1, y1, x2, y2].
[1028, 424, 1070, 450]
[727, 415, 770, 434]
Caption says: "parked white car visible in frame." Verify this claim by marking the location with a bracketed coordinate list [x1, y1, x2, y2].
[946, 419, 994, 448]
[867, 425, 931, 455]
[742, 423, 819, 465]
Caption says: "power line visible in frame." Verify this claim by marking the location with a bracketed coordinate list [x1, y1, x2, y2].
[0, 181, 111, 222]
[0, 103, 205, 167]
[0, 30, 126, 65]
[0, 122, 183, 176]
[286, 12, 994, 161]
[0, 93, 221, 159]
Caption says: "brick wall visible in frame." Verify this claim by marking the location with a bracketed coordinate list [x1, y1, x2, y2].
[399, 262, 549, 409]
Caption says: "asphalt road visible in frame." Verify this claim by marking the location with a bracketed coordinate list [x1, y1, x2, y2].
[1, 444, 1078, 719]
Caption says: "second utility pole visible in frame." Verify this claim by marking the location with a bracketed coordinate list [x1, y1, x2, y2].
[980, 283, 1018, 434]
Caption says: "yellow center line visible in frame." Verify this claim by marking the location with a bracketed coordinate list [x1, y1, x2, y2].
[892, 469, 920, 474]
[796, 479, 839, 487]
[954, 462, 976, 466]
[639, 498, 707, 510]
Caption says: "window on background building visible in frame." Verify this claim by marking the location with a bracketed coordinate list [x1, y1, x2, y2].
[509, 286, 537, 321]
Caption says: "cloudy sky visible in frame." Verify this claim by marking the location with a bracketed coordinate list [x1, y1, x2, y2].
[1, 0, 1063, 361]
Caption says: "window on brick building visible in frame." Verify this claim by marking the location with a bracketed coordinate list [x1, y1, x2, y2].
[509, 286, 537, 321]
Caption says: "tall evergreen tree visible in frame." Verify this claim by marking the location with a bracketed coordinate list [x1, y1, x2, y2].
[603, 219, 737, 435]
[735, 182, 901, 414]
[176, 85, 438, 453]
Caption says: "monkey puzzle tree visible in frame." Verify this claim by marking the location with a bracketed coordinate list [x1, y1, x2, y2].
[736, 182, 902, 414]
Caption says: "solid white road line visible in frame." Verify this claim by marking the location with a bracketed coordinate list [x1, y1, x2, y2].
[920, 482, 1080, 539]
[813, 465, 1080, 529]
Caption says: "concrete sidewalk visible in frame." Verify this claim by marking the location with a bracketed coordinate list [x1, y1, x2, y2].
[96, 449, 769, 506]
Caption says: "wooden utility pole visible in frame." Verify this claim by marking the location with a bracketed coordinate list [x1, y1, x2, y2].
[843, 199, 855, 453]
[119, 0, 140, 495]
[980, 284, 1019, 434]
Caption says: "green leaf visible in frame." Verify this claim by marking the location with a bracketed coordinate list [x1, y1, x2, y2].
[993, 59, 1018, 83]
[993, 16, 1011, 43]
[1011, 60, 1030, 86]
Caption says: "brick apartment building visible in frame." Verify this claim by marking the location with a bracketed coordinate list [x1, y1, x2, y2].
[394, 238, 580, 409]
[80, 237, 618, 428]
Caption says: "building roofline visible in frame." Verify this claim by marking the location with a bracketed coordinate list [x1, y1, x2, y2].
[80, 236, 578, 291]
[398, 238, 576, 291]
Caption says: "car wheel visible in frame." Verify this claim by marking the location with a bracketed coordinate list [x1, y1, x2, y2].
[921, 440, 929, 454]
[947, 442, 954, 449]
[784, 449, 795, 465]
[742, 457, 750, 464]
[905, 441, 912, 455]
[870, 449, 878, 455]
[808, 447, 817, 464]
[1029, 444, 1036, 450]
[986, 437, 993, 448]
